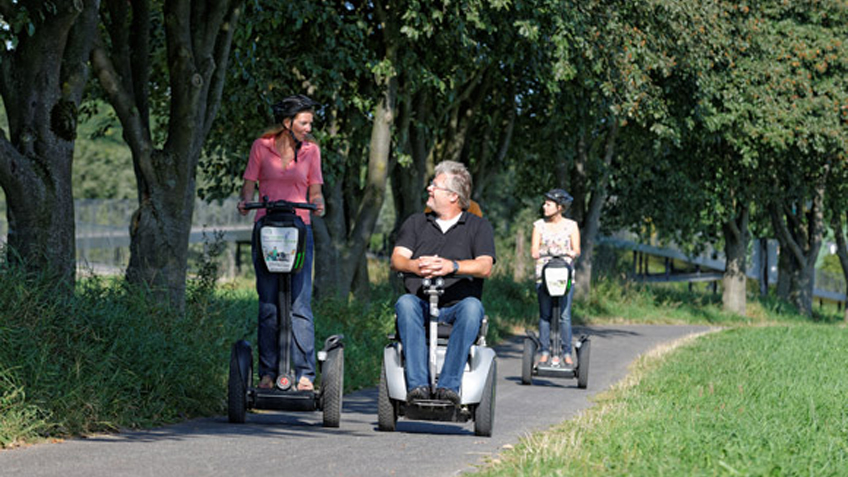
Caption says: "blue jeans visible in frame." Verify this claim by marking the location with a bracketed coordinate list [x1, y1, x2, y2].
[253, 224, 315, 382]
[396, 294, 484, 392]
[537, 282, 573, 355]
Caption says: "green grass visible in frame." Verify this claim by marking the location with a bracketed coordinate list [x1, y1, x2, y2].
[478, 325, 848, 476]
[0, 265, 400, 448]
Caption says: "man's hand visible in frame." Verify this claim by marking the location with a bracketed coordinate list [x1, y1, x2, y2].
[416, 255, 453, 278]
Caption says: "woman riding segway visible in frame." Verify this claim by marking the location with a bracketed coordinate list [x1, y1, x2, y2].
[521, 188, 590, 388]
[237, 94, 325, 392]
[532, 189, 580, 367]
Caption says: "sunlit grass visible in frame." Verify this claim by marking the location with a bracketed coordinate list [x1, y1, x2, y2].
[478, 325, 848, 476]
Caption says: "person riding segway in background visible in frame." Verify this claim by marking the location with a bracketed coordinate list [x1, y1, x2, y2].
[531, 188, 580, 367]
[237, 94, 325, 392]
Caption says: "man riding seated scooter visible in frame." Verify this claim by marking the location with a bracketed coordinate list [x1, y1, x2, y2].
[390, 160, 496, 406]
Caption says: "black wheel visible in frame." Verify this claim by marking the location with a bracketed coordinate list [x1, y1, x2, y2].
[227, 343, 250, 423]
[321, 347, 344, 428]
[474, 358, 497, 437]
[377, 359, 397, 432]
[577, 339, 590, 389]
[521, 338, 536, 385]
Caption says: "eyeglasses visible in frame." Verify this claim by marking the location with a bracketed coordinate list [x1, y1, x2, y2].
[429, 181, 453, 194]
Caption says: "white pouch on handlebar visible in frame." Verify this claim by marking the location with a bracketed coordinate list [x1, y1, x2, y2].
[256, 212, 307, 274]
[542, 257, 573, 297]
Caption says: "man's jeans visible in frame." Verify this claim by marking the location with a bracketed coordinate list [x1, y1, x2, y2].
[537, 282, 574, 355]
[396, 294, 484, 392]
[253, 224, 315, 382]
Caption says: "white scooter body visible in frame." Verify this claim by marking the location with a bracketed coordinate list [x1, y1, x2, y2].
[378, 277, 497, 436]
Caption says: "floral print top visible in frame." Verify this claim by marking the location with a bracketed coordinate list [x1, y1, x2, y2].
[534, 218, 578, 283]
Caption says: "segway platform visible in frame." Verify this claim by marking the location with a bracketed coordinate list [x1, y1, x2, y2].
[251, 388, 319, 412]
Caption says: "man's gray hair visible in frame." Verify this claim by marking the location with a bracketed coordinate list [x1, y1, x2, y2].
[435, 160, 472, 210]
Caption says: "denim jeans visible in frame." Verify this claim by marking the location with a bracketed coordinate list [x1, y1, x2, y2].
[537, 282, 573, 355]
[253, 224, 315, 382]
[395, 294, 484, 392]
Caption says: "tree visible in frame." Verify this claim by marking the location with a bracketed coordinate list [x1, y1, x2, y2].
[514, 0, 686, 298]
[90, 0, 243, 309]
[205, 0, 516, 299]
[0, 0, 101, 287]
[750, 1, 846, 315]
[828, 160, 848, 323]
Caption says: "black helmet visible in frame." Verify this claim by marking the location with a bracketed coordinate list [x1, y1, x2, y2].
[272, 94, 319, 124]
[544, 188, 573, 207]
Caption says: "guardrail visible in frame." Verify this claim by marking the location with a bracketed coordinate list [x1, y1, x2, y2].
[597, 233, 846, 305]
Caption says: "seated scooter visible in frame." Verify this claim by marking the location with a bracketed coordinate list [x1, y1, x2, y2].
[228, 198, 344, 427]
[377, 276, 497, 437]
[521, 257, 590, 388]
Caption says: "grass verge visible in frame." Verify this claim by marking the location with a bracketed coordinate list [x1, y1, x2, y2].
[477, 324, 848, 476]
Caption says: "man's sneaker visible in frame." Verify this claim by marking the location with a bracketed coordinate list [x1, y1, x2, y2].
[435, 387, 461, 406]
[406, 386, 430, 404]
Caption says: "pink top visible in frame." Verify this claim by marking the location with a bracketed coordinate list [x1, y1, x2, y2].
[243, 135, 323, 225]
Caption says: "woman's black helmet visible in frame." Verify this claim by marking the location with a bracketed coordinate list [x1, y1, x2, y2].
[272, 94, 318, 124]
[544, 188, 573, 207]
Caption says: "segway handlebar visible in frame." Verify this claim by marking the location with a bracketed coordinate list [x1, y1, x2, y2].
[396, 271, 475, 282]
[243, 197, 318, 212]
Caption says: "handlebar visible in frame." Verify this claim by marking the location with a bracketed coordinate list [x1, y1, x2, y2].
[243, 198, 318, 212]
[396, 272, 474, 283]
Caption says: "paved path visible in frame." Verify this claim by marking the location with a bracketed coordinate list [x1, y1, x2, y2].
[0, 325, 713, 476]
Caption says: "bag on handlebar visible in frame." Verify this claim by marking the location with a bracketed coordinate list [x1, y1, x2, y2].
[542, 257, 573, 297]
[255, 209, 308, 274]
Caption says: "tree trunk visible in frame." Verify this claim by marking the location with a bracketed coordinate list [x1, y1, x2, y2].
[768, 165, 828, 316]
[573, 119, 619, 299]
[92, 0, 243, 309]
[829, 212, 848, 323]
[335, 74, 395, 298]
[125, 159, 195, 307]
[317, 2, 397, 299]
[391, 90, 430, 232]
[513, 227, 527, 282]
[721, 203, 749, 315]
[776, 242, 795, 300]
[0, 0, 100, 288]
[312, 180, 344, 301]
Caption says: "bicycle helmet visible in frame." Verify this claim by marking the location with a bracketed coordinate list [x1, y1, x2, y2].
[544, 188, 573, 207]
[272, 94, 319, 124]
[271, 94, 319, 162]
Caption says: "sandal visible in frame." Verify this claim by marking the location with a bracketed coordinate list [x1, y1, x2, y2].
[538, 351, 550, 364]
[258, 375, 274, 389]
[564, 355, 574, 366]
[297, 376, 314, 392]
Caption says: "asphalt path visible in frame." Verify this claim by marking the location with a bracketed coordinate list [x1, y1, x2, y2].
[0, 324, 713, 476]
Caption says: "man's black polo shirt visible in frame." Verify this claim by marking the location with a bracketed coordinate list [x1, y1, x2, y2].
[395, 211, 496, 307]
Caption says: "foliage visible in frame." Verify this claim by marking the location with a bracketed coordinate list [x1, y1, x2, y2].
[73, 102, 135, 199]
[0, 263, 244, 446]
[201, 0, 376, 199]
